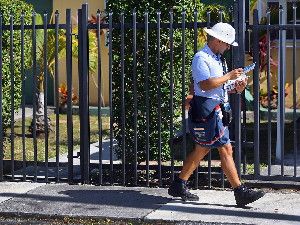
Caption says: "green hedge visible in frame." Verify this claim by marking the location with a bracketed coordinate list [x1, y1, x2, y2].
[106, 0, 230, 162]
[1, 0, 34, 131]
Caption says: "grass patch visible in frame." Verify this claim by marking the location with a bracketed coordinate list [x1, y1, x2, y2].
[245, 163, 268, 175]
[4, 114, 110, 161]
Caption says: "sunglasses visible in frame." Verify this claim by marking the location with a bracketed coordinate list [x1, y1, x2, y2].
[219, 40, 230, 48]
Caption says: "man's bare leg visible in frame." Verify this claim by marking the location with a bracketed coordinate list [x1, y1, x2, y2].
[179, 144, 210, 181]
[218, 143, 241, 188]
[218, 143, 265, 206]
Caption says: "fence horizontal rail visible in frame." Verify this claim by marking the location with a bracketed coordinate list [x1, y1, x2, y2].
[3, 23, 300, 32]
[248, 24, 300, 30]
[0, 22, 221, 31]
[1, 24, 67, 30]
[88, 22, 218, 30]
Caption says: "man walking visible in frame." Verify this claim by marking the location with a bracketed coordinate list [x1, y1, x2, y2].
[168, 22, 265, 207]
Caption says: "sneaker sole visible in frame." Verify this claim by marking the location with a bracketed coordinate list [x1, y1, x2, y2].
[168, 189, 199, 201]
[181, 196, 199, 201]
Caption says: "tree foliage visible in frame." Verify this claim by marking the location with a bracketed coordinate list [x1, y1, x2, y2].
[105, 0, 230, 162]
[0, 0, 35, 131]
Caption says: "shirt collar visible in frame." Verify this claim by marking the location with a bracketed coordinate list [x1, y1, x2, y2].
[203, 44, 221, 61]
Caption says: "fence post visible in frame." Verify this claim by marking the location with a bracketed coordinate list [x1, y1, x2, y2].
[0, 14, 3, 181]
[66, 9, 74, 183]
[277, 5, 286, 175]
[253, 9, 260, 176]
[232, 0, 245, 178]
[78, 3, 90, 184]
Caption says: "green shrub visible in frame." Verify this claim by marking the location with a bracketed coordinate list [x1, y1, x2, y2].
[0, 0, 34, 131]
[106, 0, 230, 162]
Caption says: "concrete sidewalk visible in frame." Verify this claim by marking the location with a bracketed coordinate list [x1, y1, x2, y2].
[0, 182, 299, 225]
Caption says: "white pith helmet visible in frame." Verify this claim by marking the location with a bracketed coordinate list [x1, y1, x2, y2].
[204, 22, 238, 46]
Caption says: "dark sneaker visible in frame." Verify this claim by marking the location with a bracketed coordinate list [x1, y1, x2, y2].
[234, 185, 265, 207]
[168, 179, 199, 201]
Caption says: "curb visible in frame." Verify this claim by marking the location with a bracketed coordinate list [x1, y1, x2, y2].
[0, 211, 245, 225]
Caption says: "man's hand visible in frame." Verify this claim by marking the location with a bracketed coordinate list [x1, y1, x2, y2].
[235, 77, 248, 93]
[227, 68, 244, 80]
[200, 68, 244, 91]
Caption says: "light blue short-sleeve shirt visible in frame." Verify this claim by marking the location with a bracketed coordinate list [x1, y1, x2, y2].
[192, 44, 224, 100]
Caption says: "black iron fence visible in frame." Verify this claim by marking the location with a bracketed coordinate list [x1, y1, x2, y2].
[0, 3, 299, 188]
[248, 5, 300, 181]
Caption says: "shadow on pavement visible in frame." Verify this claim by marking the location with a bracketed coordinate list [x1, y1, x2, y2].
[0, 188, 172, 210]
